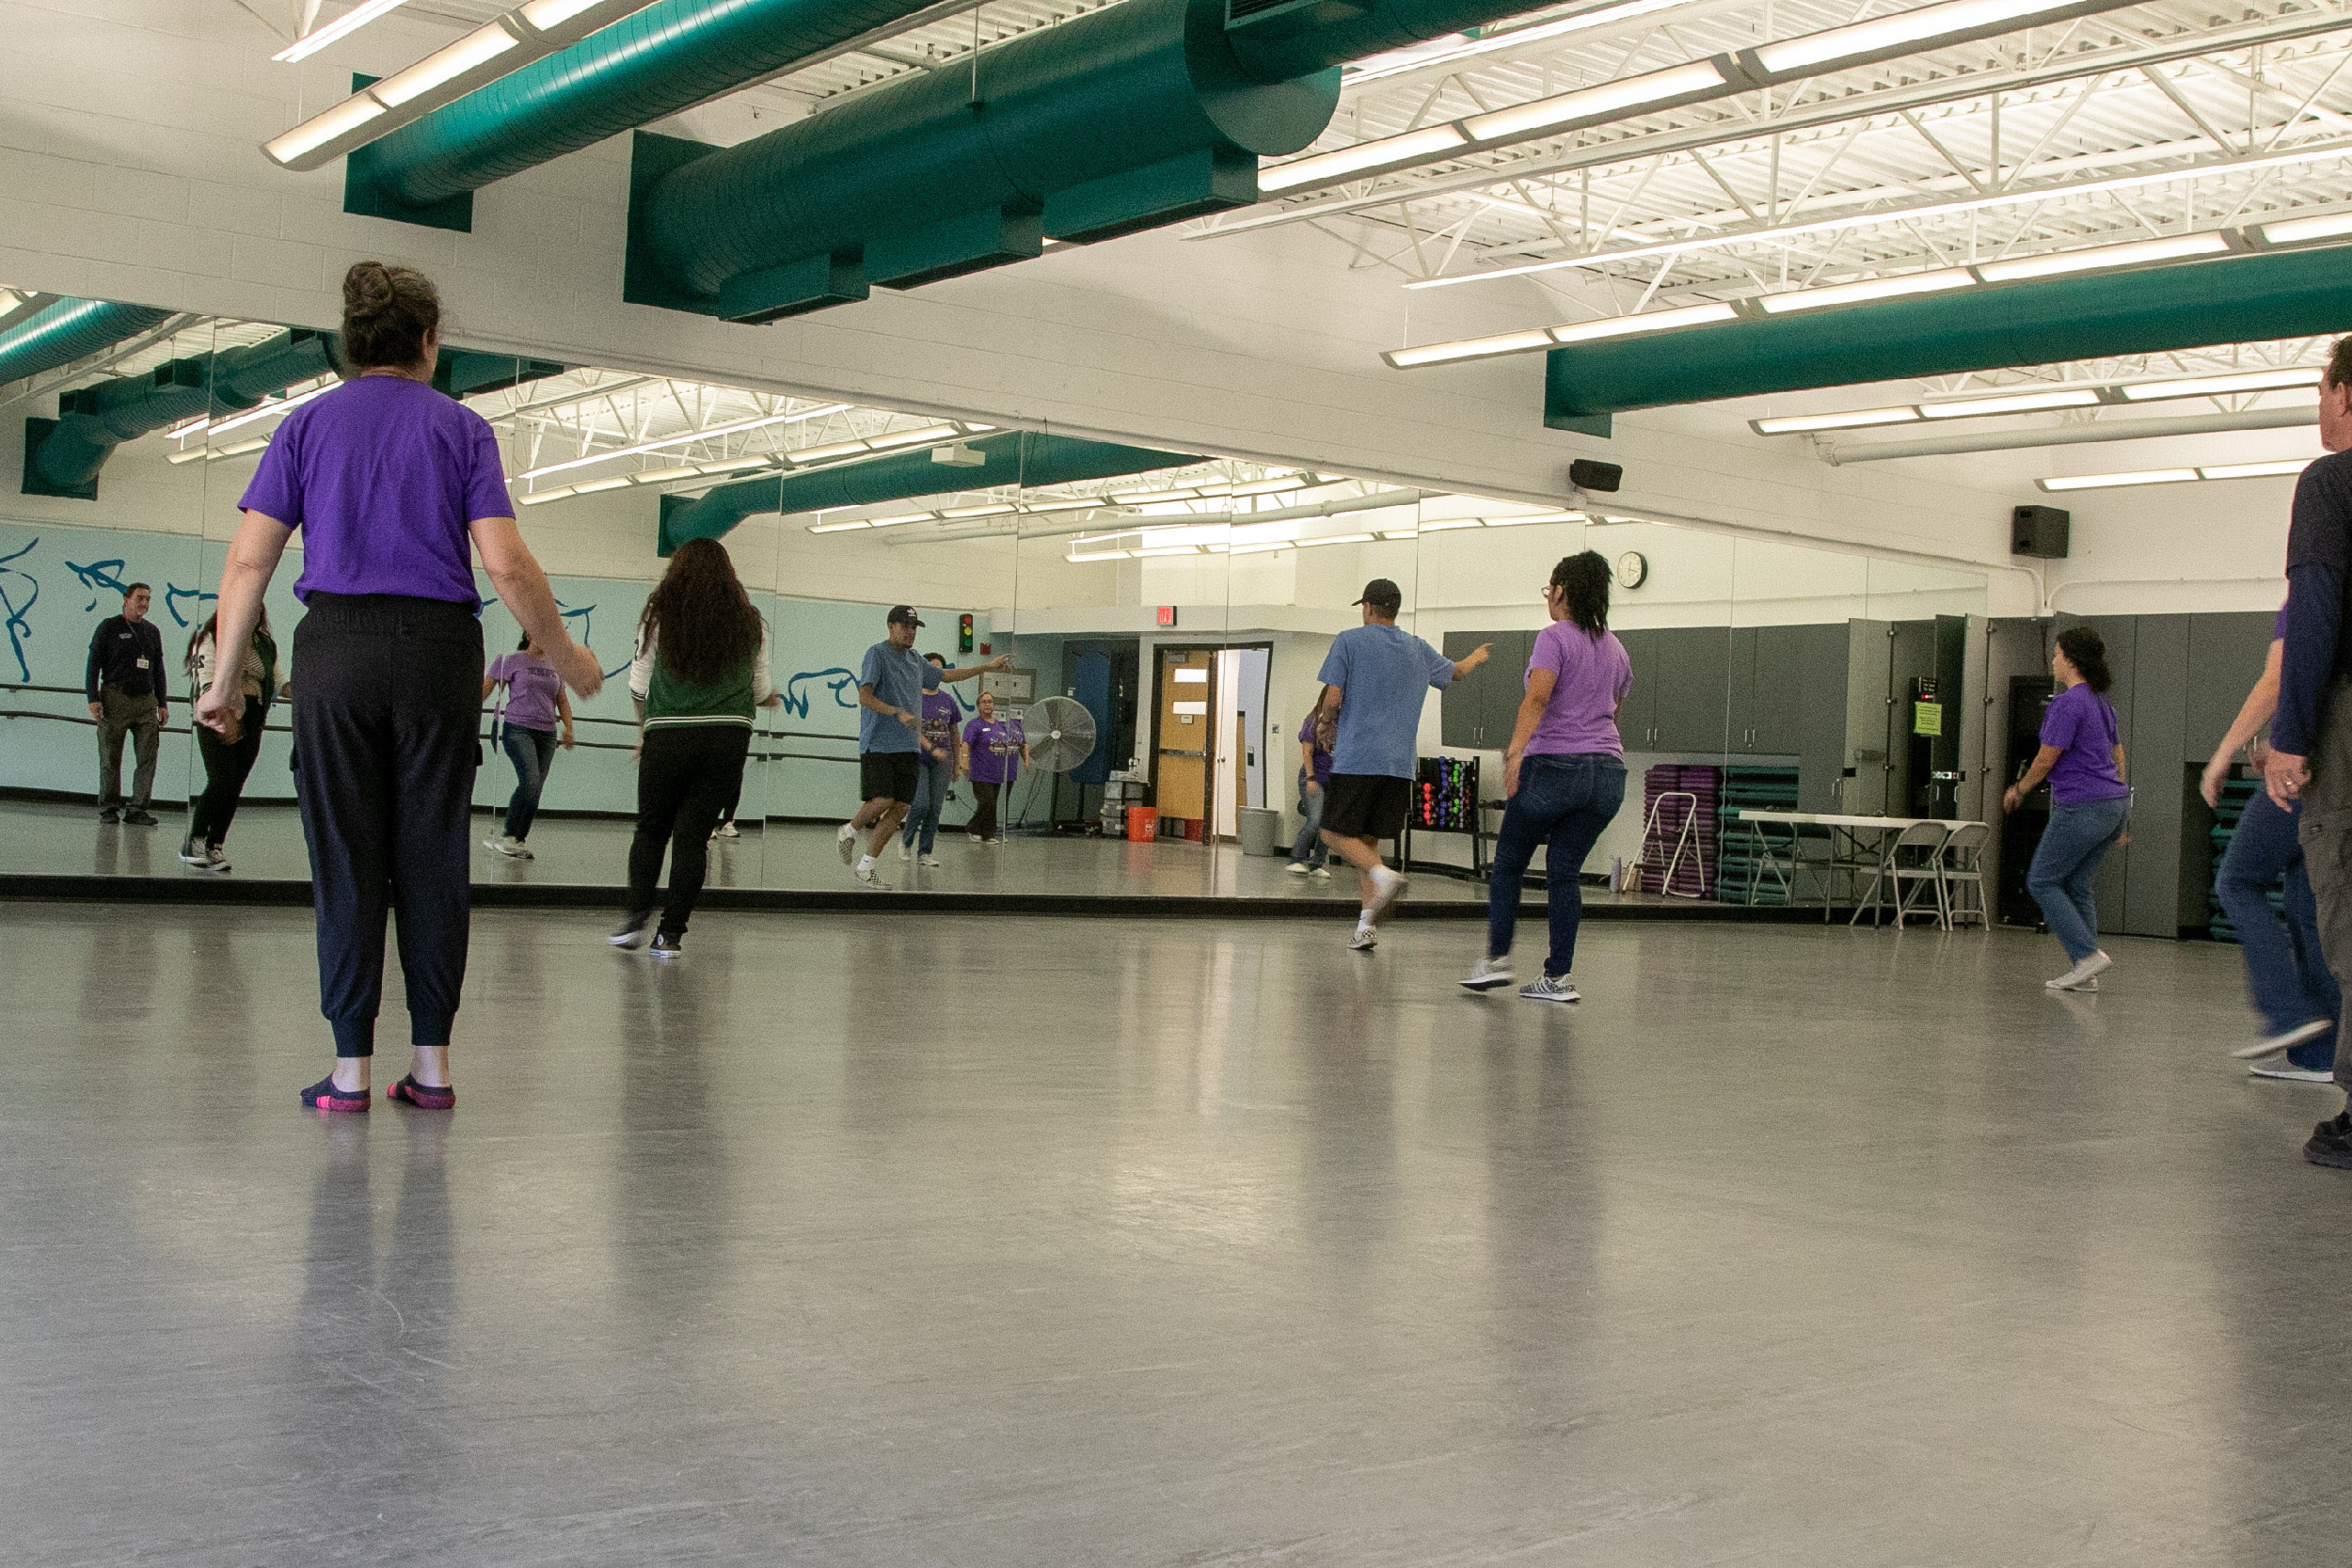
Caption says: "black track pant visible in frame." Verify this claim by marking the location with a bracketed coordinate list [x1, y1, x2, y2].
[292, 594, 481, 1058]
[969, 780, 1001, 839]
[190, 694, 266, 847]
[628, 724, 751, 940]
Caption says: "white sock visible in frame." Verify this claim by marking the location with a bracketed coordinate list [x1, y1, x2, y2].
[1357, 911, 1375, 933]
[857, 854, 875, 872]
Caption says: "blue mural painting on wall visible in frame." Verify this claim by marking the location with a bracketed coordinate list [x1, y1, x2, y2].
[782, 667, 861, 721]
[64, 557, 132, 609]
[1, 538, 39, 685]
[164, 584, 216, 627]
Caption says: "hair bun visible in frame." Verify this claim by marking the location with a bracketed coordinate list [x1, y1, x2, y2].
[342, 261, 394, 320]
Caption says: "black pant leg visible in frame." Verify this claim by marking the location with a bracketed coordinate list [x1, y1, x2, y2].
[211, 698, 266, 843]
[383, 618, 483, 1050]
[973, 781, 999, 838]
[293, 624, 397, 1058]
[659, 728, 749, 939]
[628, 728, 697, 916]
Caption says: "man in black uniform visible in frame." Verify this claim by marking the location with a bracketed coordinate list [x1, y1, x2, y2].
[85, 581, 167, 825]
[2263, 336, 2352, 1167]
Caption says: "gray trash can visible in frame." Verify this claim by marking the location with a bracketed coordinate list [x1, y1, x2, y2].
[1237, 806, 1283, 858]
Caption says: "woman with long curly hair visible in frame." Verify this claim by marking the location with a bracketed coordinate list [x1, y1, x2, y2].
[611, 537, 778, 957]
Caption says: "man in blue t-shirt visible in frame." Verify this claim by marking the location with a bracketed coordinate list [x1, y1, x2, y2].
[1315, 578, 1489, 949]
[838, 606, 1007, 888]
[2264, 334, 2352, 1168]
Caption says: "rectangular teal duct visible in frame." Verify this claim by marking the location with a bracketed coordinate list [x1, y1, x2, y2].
[658, 431, 1198, 553]
[0, 299, 172, 387]
[1544, 246, 2352, 420]
[625, 0, 1340, 322]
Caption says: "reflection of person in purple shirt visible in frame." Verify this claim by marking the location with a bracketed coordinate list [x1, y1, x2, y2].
[1287, 708, 1336, 874]
[960, 691, 1028, 842]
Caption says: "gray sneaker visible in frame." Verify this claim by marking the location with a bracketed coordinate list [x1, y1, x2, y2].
[2249, 1055, 2335, 1083]
[2233, 1019, 2332, 1059]
[853, 863, 890, 891]
[1460, 956, 1515, 991]
[1348, 927, 1376, 952]
[1519, 974, 1580, 1004]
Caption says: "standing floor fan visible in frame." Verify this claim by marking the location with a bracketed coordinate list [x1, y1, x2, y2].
[1012, 696, 1099, 832]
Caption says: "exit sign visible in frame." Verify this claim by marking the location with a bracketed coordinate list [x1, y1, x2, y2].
[1155, 606, 1177, 627]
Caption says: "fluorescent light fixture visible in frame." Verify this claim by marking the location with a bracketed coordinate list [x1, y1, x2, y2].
[571, 475, 630, 495]
[2038, 467, 2199, 491]
[629, 465, 703, 484]
[866, 513, 931, 529]
[202, 380, 336, 437]
[1921, 388, 2102, 419]
[1550, 302, 1740, 345]
[1484, 509, 1585, 526]
[1385, 329, 1555, 369]
[808, 519, 872, 533]
[518, 489, 565, 505]
[273, 0, 414, 62]
[1417, 517, 1484, 531]
[373, 24, 519, 107]
[1295, 532, 1376, 548]
[1018, 499, 1096, 514]
[1066, 548, 1131, 562]
[1758, 268, 1977, 314]
[1227, 542, 1290, 555]
[264, 94, 387, 166]
[697, 457, 773, 475]
[2120, 367, 2321, 401]
[1462, 58, 1727, 144]
[1976, 232, 2230, 283]
[1111, 487, 1200, 504]
[1379, 529, 1421, 539]
[1346, 0, 1711, 83]
[2200, 460, 2313, 480]
[1753, 0, 2087, 76]
[940, 503, 1016, 518]
[516, 0, 611, 25]
[1753, 406, 1920, 434]
[2261, 211, 2352, 245]
[1259, 126, 1469, 195]
[1135, 545, 1203, 558]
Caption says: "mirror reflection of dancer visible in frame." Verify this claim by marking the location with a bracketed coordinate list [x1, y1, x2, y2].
[838, 606, 1006, 889]
[87, 582, 167, 826]
[1461, 553, 1629, 1002]
[961, 689, 1028, 843]
[199, 260, 603, 1114]
[180, 607, 282, 872]
[611, 538, 778, 958]
[481, 633, 576, 860]
[1285, 706, 1335, 879]
[1316, 578, 1489, 951]
[898, 652, 958, 865]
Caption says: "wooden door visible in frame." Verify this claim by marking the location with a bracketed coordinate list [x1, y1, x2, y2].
[1154, 646, 1215, 822]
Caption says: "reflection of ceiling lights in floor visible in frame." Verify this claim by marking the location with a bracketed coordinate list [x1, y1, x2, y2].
[1756, 366, 2326, 435]
[2038, 458, 2312, 491]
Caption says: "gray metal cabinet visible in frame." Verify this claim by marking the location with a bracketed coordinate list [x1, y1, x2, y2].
[1727, 625, 1811, 754]
[2184, 610, 2280, 757]
[1616, 628, 1659, 749]
[1439, 629, 1530, 749]
[1647, 626, 1731, 754]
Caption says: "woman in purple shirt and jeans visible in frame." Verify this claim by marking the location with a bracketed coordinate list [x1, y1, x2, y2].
[1462, 552, 1631, 1002]
[2003, 626, 2130, 991]
[196, 262, 601, 1113]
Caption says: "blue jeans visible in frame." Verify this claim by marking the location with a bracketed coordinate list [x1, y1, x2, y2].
[2217, 789, 2340, 1068]
[1290, 768, 1327, 865]
[2026, 795, 2129, 963]
[901, 755, 951, 853]
[501, 723, 559, 841]
[1486, 754, 1626, 977]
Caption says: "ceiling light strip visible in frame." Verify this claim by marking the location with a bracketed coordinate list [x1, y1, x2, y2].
[273, 0, 416, 64]
[518, 402, 851, 479]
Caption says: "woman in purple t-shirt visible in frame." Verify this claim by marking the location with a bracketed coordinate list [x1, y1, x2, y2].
[1463, 551, 1632, 1002]
[482, 634, 577, 859]
[2003, 626, 2130, 990]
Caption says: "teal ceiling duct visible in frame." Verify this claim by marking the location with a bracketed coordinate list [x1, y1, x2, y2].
[348, 1, 946, 230]
[1222, 1, 1554, 82]
[23, 337, 563, 500]
[659, 431, 1197, 553]
[626, 0, 1340, 322]
[1545, 246, 2352, 420]
[0, 299, 172, 387]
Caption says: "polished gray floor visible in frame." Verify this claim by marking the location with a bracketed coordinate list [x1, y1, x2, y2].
[3, 904, 2348, 1566]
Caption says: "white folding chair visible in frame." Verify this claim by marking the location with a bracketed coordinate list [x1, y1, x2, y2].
[1938, 821, 1991, 928]
[1632, 790, 1710, 899]
[1852, 822, 1949, 927]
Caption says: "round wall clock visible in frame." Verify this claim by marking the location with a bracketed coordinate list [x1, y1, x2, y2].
[1615, 550, 1648, 590]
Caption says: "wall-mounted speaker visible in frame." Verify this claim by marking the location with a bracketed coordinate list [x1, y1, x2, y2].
[2011, 505, 2070, 559]
[1568, 458, 1623, 493]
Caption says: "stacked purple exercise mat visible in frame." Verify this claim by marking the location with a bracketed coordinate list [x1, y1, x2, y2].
[1636, 764, 1721, 897]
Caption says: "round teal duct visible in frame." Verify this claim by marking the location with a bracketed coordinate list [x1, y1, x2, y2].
[1224, 1, 1548, 83]
[26, 330, 338, 498]
[1544, 246, 2352, 419]
[631, 0, 1338, 319]
[0, 299, 172, 387]
[366, 0, 941, 209]
[660, 431, 1198, 554]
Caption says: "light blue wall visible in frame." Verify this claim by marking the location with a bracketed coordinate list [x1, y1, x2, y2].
[0, 517, 989, 819]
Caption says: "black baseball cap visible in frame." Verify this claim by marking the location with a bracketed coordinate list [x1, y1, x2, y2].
[1355, 578, 1403, 615]
[886, 605, 924, 627]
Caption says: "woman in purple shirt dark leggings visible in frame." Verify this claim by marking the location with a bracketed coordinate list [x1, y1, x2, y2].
[2004, 626, 2130, 992]
[197, 262, 602, 1113]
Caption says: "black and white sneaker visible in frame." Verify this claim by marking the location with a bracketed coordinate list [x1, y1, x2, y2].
[1519, 974, 1580, 1004]
[649, 932, 683, 960]
[179, 835, 208, 866]
[608, 911, 654, 950]
[2303, 1110, 2352, 1169]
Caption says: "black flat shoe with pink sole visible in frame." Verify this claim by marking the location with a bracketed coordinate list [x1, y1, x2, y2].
[299, 1075, 370, 1113]
[387, 1075, 454, 1110]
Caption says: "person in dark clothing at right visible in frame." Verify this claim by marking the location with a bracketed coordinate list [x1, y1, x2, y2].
[2260, 334, 2352, 1168]
[87, 581, 167, 825]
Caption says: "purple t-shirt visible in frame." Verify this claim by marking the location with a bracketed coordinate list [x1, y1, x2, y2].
[964, 717, 1024, 784]
[2275, 602, 2289, 640]
[239, 375, 511, 606]
[487, 651, 564, 733]
[2041, 681, 2128, 804]
[1295, 712, 1332, 784]
[918, 691, 960, 762]
[1523, 621, 1632, 758]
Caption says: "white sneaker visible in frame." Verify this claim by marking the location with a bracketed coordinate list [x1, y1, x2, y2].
[854, 863, 889, 890]
[1460, 956, 1514, 991]
[1519, 974, 1580, 1004]
[2249, 1055, 2335, 1083]
[1367, 864, 1407, 919]
[715, 820, 739, 838]
[837, 821, 860, 863]
[1311, 866, 1331, 880]
[485, 834, 532, 860]
[2045, 951, 2111, 991]
[1349, 926, 1377, 952]
[2233, 1019, 2332, 1059]
[201, 845, 230, 874]
[897, 842, 913, 861]
[1286, 861, 1311, 876]
[919, 853, 942, 867]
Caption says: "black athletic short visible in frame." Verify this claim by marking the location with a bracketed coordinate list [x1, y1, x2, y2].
[860, 751, 920, 805]
[1320, 772, 1411, 841]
